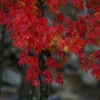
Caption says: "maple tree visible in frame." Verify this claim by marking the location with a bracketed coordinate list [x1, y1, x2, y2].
[0, 0, 100, 90]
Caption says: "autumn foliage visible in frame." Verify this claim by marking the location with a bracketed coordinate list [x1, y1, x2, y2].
[0, 0, 100, 87]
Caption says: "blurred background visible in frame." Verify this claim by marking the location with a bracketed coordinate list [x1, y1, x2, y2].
[0, 2, 100, 100]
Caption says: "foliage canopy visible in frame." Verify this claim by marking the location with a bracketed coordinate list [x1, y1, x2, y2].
[0, 0, 100, 87]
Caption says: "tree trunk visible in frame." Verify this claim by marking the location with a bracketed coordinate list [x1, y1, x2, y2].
[29, 1, 50, 99]
[30, 77, 49, 100]
[19, 66, 31, 100]
[0, 26, 6, 94]
[30, 50, 51, 100]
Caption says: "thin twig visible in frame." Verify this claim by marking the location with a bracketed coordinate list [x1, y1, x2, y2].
[74, 9, 78, 17]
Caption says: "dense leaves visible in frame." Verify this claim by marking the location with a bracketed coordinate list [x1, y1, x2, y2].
[0, 0, 100, 87]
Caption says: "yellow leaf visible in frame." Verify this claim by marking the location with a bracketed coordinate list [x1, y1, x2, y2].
[63, 46, 69, 52]
[18, 1, 26, 6]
